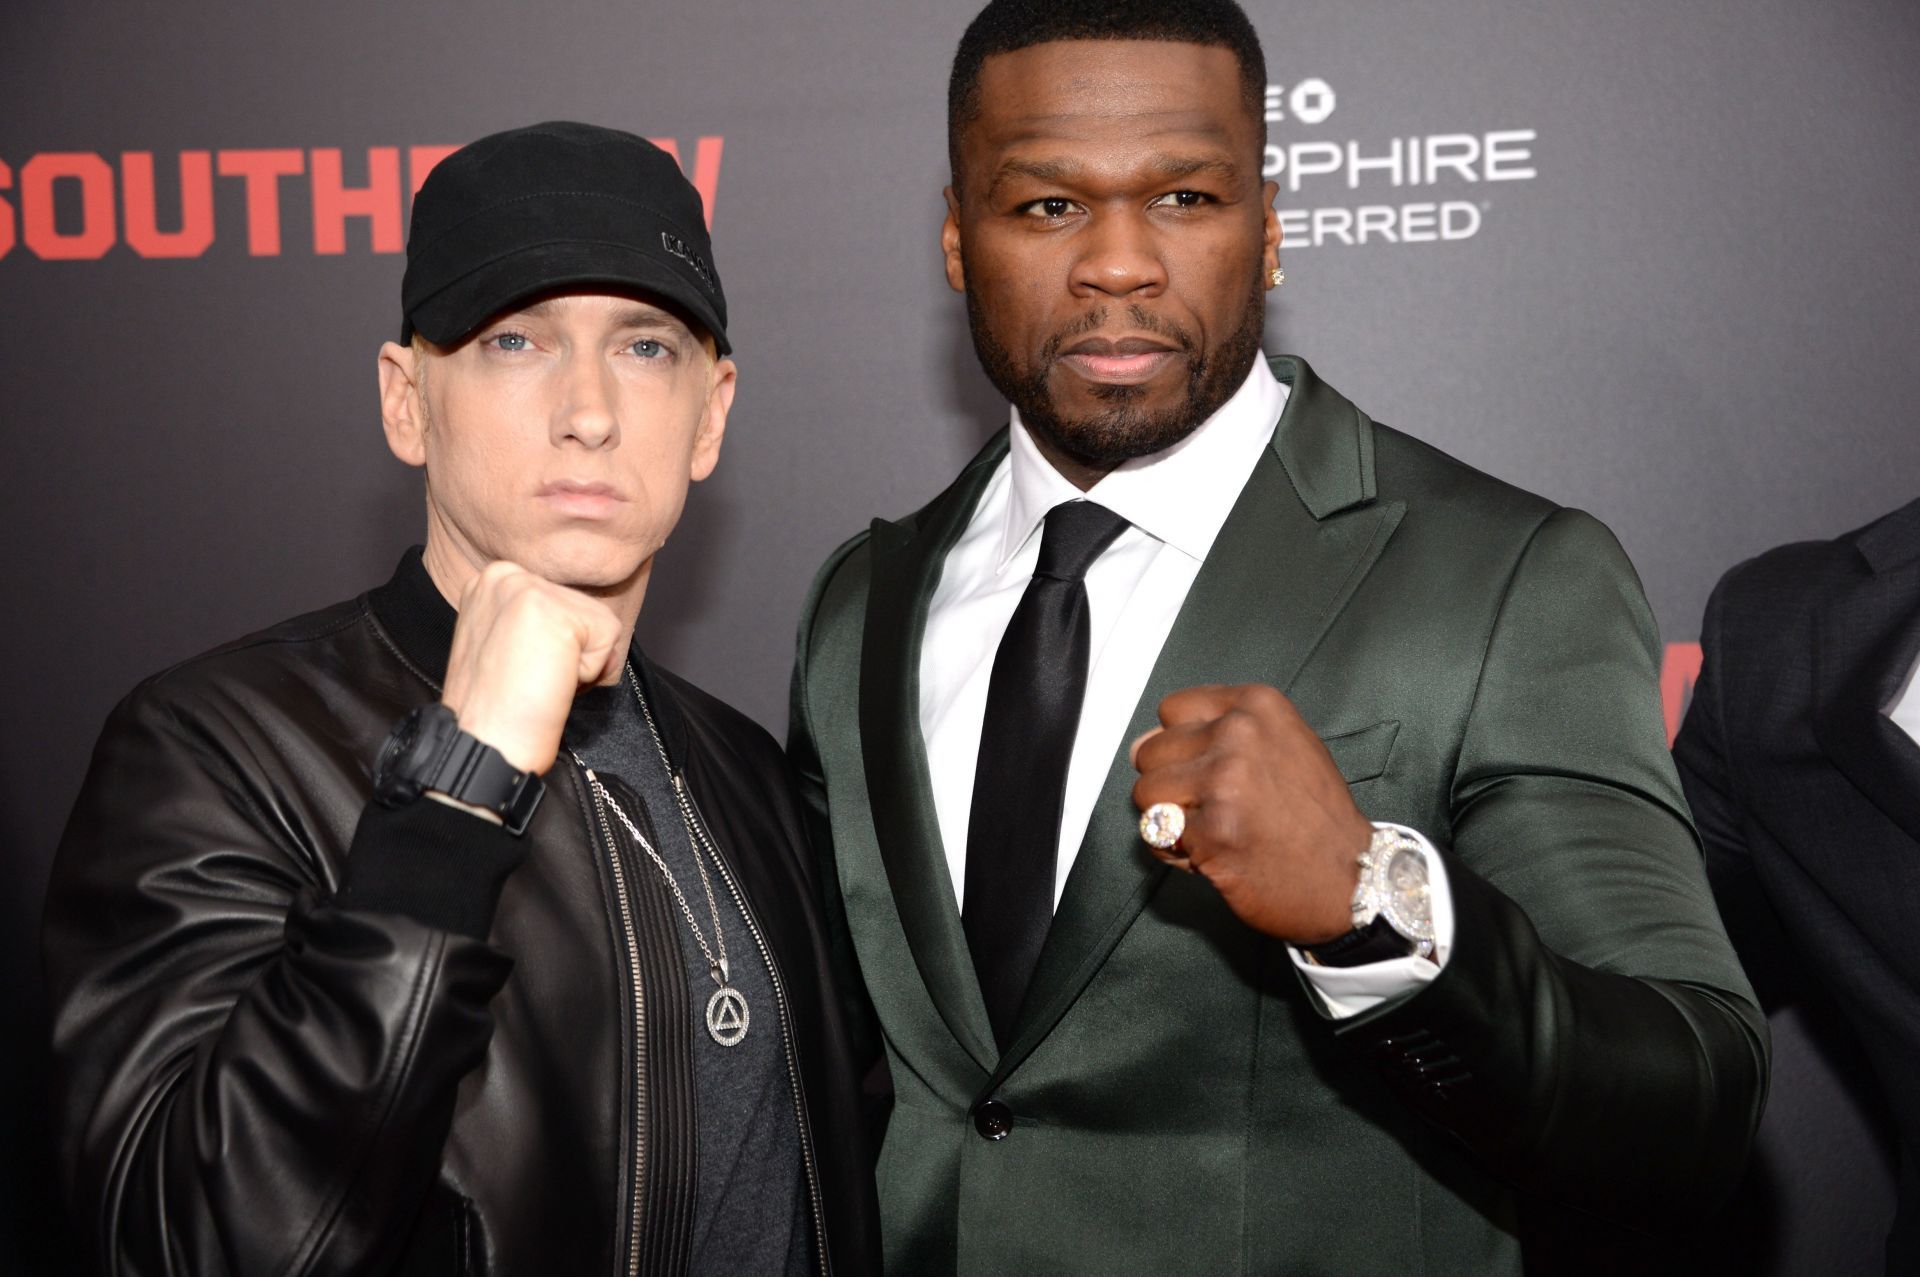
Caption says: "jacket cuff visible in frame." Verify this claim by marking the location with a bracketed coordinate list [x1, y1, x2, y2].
[335, 797, 527, 940]
[1330, 855, 1513, 1067]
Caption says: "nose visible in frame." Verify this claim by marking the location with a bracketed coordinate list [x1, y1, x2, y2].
[1068, 207, 1167, 300]
[552, 349, 620, 449]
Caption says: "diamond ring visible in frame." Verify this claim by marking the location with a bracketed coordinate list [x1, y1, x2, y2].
[1138, 801, 1186, 850]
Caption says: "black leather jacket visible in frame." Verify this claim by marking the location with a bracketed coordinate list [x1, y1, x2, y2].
[43, 550, 881, 1276]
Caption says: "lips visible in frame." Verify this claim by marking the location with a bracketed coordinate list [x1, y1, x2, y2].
[537, 480, 626, 518]
[541, 480, 621, 498]
[1056, 334, 1181, 385]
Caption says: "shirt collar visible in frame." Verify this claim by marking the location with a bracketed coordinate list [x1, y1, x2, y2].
[999, 356, 1289, 572]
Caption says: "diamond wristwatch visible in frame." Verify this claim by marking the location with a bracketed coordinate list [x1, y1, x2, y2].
[1306, 826, 1436, 967]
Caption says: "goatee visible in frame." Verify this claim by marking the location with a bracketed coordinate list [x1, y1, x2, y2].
[964, 277, 1266, 472]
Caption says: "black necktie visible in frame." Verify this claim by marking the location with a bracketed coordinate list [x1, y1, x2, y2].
[963, 499, 1130, 1050]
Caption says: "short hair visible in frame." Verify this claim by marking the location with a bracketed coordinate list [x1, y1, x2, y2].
[947, 0, 1268, 188]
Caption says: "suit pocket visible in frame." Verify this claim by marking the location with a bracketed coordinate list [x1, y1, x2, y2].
[1321, 719, 1399, 785]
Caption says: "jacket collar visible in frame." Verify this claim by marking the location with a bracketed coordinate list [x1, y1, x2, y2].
[366, 546, 692, 772]
[858, 441, 1011, 1068]
[1855, 496, 1920, 576]
[1813, 501, 1920, 844]
[1264, 353, 1377, 519]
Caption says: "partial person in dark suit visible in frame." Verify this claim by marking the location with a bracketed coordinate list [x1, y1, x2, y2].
[1675, 496, 1920, 1276]
[788, 1, 1768, 1271]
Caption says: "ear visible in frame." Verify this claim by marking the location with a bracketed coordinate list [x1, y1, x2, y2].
[689, 356, 736, 483]
[940, 186, 966, 294]
[378, 340, 427, 467]
[1261, 178, 1282, 277]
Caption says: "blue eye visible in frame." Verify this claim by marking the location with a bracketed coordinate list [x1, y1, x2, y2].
[630, 338, 667, 359]
[489, 331, 529, 352]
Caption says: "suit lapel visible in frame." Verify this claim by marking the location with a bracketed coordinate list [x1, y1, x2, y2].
[990, 358, 1406, 1083]
[860, 435, 1009, 1070]
[1814, 502, 1920, 846]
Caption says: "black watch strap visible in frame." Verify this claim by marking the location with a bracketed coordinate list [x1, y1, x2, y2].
[1305, 916, 1416, 968]
[421, 731, 545, 835]
[376, 704, 546, 836]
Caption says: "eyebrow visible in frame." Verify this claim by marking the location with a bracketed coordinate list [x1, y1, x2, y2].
[515, 299, 690, 334]
[609, 308, 689, 334]
[985, 153, 1242, 201]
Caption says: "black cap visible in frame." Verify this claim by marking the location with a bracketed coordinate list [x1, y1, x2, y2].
[401, 121, 729, 354]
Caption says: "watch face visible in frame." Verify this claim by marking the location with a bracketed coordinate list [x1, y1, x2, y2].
[1382, 844, 1436, 942]
[373, 706, 439, 806]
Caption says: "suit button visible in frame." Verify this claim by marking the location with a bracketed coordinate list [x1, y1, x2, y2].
[973, 1099, 1013, 1140]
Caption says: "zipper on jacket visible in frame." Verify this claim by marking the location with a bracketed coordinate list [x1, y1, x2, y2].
[673, 773, 832, 1277]
[623, 679, 831, 1276]
[579, 758, 650, 1277]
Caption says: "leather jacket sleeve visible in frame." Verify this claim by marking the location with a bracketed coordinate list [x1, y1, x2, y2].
[43, 673, 519, 1277]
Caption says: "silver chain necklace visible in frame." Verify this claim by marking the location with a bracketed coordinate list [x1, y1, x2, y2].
[575, 665, 749, 1047]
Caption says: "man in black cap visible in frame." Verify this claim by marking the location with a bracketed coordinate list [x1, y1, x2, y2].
[43, 121, 878, 1276]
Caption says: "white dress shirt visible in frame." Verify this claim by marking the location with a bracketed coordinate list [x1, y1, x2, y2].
[919, 358, 1454, 1017]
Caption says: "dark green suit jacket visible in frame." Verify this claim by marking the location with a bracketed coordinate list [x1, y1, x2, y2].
[789, 357, 1766, 1275]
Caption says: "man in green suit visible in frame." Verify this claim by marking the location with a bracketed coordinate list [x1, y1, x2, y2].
[788, 2, 1767, 1271]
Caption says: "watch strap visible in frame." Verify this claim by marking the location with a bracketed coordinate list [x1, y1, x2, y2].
[381, 704, 545, 835]
[420, 732, 543, 834]
[1305, 916, 1418, 967]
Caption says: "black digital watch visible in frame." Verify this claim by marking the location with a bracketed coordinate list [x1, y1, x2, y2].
[373, 703, 545, 836]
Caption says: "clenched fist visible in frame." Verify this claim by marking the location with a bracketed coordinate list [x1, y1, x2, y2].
[1131, 684, 1372, 945]
[440, 561, 627, 775]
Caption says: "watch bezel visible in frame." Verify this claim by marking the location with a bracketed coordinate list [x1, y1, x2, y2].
[1351, 828, 1437, 958]
[1372, 839, 1436, 947]
[374, 704, 459, 807]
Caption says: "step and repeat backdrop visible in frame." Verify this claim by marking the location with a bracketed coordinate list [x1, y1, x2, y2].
[3, 0, 1916, 1271]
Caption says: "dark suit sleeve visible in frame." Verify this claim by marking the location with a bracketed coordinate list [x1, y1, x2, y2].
[1674, 569, 1755, 887]
[1333, 509, 1769, 1229]
[42, 679, 517, 1277]
[1671, 566, 1807, 1009]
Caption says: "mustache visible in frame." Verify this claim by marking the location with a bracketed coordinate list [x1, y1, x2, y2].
[1037, 305, 1197, 366]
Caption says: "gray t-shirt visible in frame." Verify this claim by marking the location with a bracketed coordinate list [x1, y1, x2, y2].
[568, 673, 812, 1276]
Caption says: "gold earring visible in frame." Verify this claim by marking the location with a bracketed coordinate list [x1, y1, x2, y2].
[1269, 265, 1286, 289]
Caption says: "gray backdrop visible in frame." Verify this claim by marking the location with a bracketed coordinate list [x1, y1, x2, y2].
[4, 0, 1917, 1271]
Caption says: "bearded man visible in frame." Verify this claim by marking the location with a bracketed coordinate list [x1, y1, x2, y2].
[786, 2, 1767, 1272]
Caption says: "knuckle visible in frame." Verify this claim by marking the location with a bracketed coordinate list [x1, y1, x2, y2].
[1209, 755, 1249, 798]
[1139, 731, 1178, 771]
[1241, 684, 1289, 718]
[1207, 806, 1243, 850]
[501, 583, 540, 615]
[1217, 712, 1258, 748]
